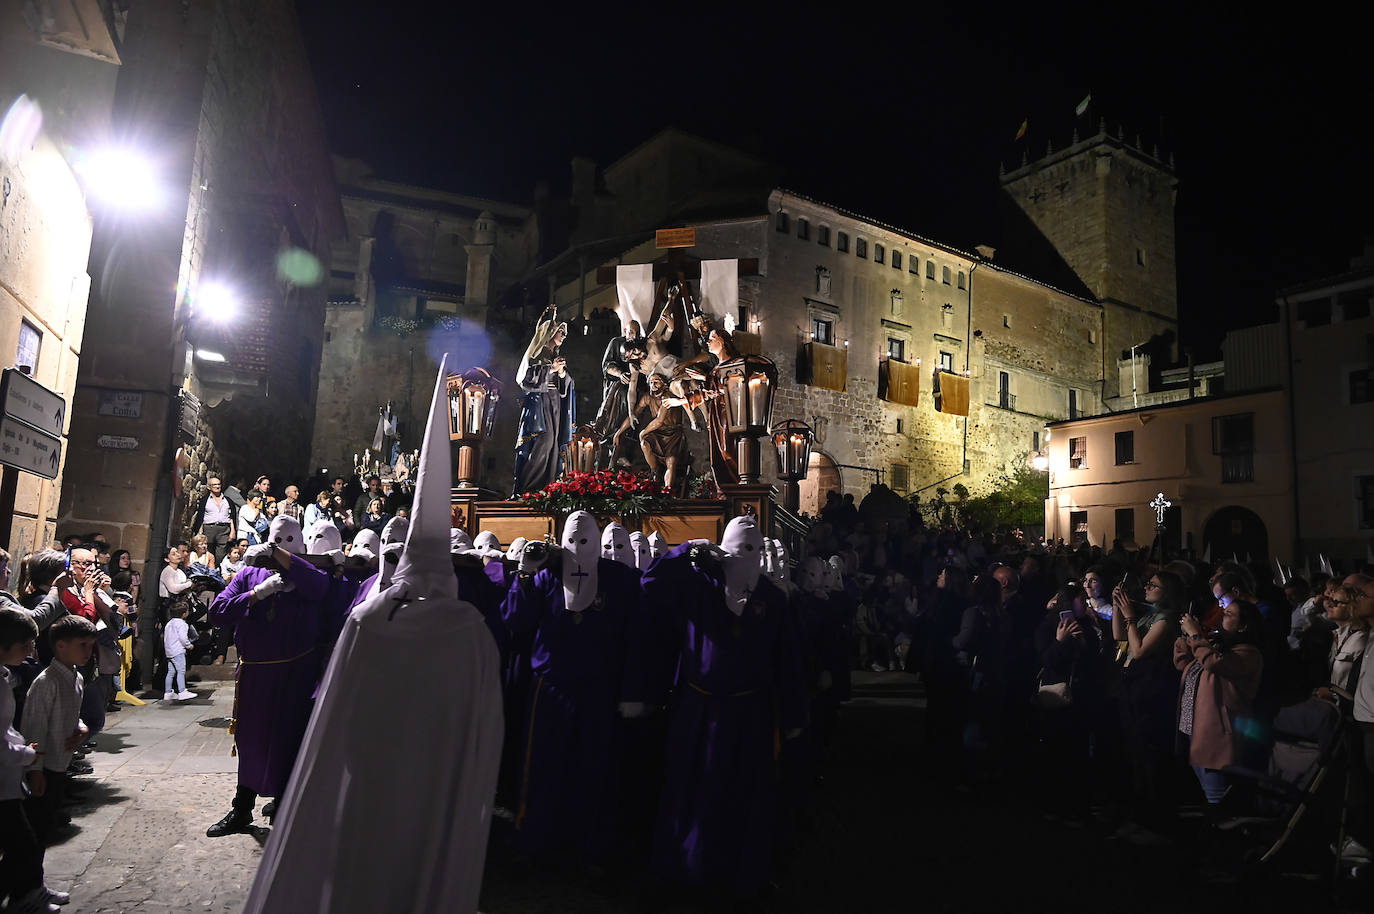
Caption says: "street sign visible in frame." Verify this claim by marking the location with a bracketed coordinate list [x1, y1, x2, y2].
[655, 227, 696, 249]
[97, 390, 143, 418]
[0, 368, 65, 438]
[0, 415, 61, 480]
[97, 435, 139, 450]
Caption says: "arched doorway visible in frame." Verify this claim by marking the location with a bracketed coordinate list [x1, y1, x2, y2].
[1202, 506, 1269, 565]
[798, 450, 842, 518]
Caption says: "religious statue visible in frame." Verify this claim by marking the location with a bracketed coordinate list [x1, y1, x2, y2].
[592, 319, 647, 468]
[511, 305, 574, 495]
[617, 372, 692, 496]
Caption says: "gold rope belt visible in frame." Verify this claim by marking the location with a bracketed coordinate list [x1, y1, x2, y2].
[227, 648, 315, 756]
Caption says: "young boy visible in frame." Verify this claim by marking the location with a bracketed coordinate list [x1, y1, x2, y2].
[22, 615, 94, 859]
[2, 608, 69, 912]
[163, 603, 195, 701]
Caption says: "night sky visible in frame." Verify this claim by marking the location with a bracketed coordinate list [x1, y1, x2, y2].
[295, 2, 1368, 359]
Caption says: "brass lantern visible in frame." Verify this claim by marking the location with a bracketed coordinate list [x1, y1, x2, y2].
[566, 424, 599, 476]
[446, 368, 503, 487]
[713, 353, 777, 436]
[771, 419, 814, 513]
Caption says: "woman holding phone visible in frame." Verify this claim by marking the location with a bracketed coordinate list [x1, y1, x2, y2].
[1111, 570, 1184, 844]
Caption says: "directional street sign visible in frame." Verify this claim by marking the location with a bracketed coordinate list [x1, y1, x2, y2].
[0, 368, 66, 438]
[0, 416, 62, 480]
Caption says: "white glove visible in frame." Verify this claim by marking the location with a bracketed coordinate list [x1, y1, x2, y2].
[618, 701, 647, 719]
[251, 573, 289, 601]
[242, 544, 275, 568]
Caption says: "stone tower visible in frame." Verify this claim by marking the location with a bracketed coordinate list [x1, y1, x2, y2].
[1001, 127, 1179, 397]
[464, 210, 497, 306]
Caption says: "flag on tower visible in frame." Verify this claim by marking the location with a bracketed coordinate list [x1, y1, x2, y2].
[1075, 93, 1092, 117]
[1014, 118, 1028, 141]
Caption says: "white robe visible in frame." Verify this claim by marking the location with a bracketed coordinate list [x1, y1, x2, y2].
[242, 586, 503, 914]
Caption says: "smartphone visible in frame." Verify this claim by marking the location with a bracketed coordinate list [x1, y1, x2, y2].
[1058, 609, 1075, 625]
[65, 547, 72, 571]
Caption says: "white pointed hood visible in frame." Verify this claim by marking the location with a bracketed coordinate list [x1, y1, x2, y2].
[450, 527, 473, 555]
[371, 542, 404, 596]
[306, 520, 342, 555]
[630, 532, 650, 570]
[561, 510, 601, 612]
[600, 522, 634, 568]
[391, 355, 458, 600]
[506, 536, 528, 562]
[351, 528, 380, 562]
[267, 516, 305, 555]
[647, 531, 668, 559]
[471, 530, 504, 559]
[720, 516, 764, 615]
[381, 516, 409, 549]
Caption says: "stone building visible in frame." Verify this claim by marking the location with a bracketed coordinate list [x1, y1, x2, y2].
[308, 158, 533, 483]
[1044, 388, 1293, 562]
[57, 0, 342, 569]
[0, 2, 119, 556]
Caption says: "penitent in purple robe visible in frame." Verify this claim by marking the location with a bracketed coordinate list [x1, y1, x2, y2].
[209, 558, 329, 797]
[642, 544, 806, 896]
[501, 558, 643, 862]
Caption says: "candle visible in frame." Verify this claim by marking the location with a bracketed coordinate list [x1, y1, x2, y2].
[727, 375, 746, 429]
[748, 376, 767, 427]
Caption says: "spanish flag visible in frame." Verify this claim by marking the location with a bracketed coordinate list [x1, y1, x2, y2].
[1014, 118, 1028, 141]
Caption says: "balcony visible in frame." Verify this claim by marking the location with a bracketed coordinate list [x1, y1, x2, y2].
[990, 391, 1016, 411]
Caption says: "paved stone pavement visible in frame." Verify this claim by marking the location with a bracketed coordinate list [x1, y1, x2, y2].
[45, 684, 261, 913]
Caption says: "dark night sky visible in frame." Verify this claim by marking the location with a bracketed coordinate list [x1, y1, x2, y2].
[295, 2, 1369, 359]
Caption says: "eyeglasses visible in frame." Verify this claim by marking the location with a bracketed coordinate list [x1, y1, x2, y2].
[71, 559, 96, 567]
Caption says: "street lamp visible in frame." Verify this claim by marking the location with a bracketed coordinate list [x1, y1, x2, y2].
[445, 367, 502, 487]
[566, 425, 599, 476]
[71, 146, 162, 212]
[771, 419, 814, 512]
[712, 353, 778, 484]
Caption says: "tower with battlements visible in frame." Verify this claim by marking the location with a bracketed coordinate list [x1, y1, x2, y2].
[1001, 125, 1179, 398]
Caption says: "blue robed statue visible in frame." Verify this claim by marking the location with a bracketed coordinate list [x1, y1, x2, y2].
[512, 306, 574, 496]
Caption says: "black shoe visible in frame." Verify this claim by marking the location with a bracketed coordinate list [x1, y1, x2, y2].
[66, 760, 93, 776]
[205, 808, 253, 838]
[261, 799, 277, 819]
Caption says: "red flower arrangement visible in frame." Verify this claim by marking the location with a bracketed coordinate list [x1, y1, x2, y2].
[511, 469, 676, 516]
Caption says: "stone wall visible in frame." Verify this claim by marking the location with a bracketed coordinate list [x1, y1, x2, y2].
[1, 17, 118, 557]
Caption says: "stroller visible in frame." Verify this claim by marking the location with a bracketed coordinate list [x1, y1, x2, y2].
[1213, 698, 1350, 886]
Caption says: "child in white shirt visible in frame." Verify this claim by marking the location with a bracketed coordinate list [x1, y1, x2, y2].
[162, 603, 196, 701]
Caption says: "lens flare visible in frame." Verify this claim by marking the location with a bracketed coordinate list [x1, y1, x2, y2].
[0, 95, 43, 162]
[275, 247, 324, 286]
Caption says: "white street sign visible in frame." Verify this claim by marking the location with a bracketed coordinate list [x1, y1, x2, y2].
[0, 415, 61, 480]
[0, 368, 66, 438]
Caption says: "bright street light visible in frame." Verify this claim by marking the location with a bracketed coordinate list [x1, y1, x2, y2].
[195, 282, 238, 323]
[1032, 454, 1049, 471]
[195, 349, 227, 362]
[72, 146, 161, 211]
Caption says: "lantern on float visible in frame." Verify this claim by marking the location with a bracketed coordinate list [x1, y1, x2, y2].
[446, 367, 503, 487]
[711, 353, 778, 484]
[566, 424, 600, 476]
[771, 419, 814, 512]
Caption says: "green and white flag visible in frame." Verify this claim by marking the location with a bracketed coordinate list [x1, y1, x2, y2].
[1075, 93, 1092, 116]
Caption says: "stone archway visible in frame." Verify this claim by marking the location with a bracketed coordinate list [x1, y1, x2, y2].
[798, 450, 842, 518]
[1202, 505, 1269, 564]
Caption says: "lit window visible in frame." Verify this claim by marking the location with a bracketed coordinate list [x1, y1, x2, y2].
[811, 317, 834, 346]
[1069, 437, 1087, 469]
[887, 338, 905, 361]
[939, 350, 953, 372]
